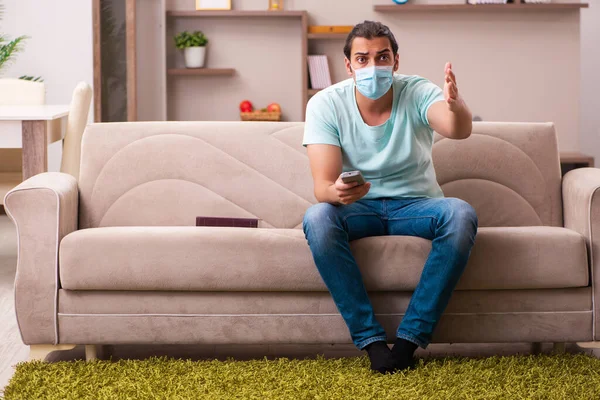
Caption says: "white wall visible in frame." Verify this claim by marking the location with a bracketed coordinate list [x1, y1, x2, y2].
[0, 0, 93, 172]
[581, 2, 600, 164]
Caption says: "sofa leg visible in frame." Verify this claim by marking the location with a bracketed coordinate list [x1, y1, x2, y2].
[531, 342, 543, 355]
[85, 345, 98, 361]
[29, 344, 76, 362]
[552, 342, 566, 354]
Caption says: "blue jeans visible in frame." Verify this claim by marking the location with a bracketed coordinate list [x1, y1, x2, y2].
[302, 197, 478, 350]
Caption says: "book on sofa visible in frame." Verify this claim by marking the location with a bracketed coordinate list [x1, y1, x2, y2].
[196, 217, 260, 228]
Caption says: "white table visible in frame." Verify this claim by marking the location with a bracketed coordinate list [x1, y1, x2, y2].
[0, 105, 70, 180]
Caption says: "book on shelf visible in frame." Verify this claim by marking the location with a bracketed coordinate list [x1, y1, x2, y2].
[467, 0, 508, 4]
[307, 55, 332, 90]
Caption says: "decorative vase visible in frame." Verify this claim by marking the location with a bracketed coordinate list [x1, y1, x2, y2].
[184, 46, 206, 68]
[268, 0, 283, 10]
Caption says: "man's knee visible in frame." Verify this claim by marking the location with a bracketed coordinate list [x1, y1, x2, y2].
[303, 203, 345, 251]
[303, 202, 339, 233]
[444, 198, 478, 232]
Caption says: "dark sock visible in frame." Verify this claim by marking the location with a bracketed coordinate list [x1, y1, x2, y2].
[391, 338, 418, 370]
[364, 341, 396, 374]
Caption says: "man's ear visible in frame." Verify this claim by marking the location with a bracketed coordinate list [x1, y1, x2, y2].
[344, 57, 354, 77]
[393, 54, 400, 73]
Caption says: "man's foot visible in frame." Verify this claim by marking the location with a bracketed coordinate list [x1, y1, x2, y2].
[391, 338, 418, 371]
[364, 341, 397, 374]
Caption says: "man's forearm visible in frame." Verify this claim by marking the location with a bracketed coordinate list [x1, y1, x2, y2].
[447, 99, 472, 140]
[315, 183, 341, 205]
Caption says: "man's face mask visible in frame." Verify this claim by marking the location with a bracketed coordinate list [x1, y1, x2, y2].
[353, 65, 394, 100]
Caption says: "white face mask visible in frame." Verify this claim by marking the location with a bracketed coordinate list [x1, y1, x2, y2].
[353, 65, 394, 100]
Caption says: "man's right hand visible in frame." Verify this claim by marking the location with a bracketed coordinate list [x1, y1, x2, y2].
[306, 144, 371, 205]
[332, 175, 371, 205]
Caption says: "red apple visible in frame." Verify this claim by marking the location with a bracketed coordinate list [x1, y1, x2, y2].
[239, 100, 253, 113]
[267, 103, 281, 113]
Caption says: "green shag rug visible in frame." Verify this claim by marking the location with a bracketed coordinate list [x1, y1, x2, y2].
[3, 354, 600, 400]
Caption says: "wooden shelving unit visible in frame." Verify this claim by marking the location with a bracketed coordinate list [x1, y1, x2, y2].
[560, 152, 595, 176]
[308, 33, 348, 40]
[166, 9, 308, 121]
[168, 68, 236, 76]
[560, 152, 595, 167]
[373, 3, 588, 12]
[167, 10, 308, 18]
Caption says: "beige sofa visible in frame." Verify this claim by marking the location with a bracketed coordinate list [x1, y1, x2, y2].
[5, 121, 600, 361]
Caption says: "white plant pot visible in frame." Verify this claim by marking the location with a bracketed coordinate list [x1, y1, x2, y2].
[184, 46, 206, 68]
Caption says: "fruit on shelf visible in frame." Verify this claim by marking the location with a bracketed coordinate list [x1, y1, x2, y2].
[239, 100, 253, 112]
[239, 101, 282, 114]
[267, 103, 281, 113]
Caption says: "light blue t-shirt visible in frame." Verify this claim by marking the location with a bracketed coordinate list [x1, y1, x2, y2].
[303, 74, 445, 200]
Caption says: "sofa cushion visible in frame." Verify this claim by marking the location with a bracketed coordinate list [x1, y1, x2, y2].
[59, 226, 588, 292]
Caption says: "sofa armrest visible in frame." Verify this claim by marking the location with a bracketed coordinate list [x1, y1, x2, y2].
[563, 167, 600, 340]
[4, 172, 78, 345]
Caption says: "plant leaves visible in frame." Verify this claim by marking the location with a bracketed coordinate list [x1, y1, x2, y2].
[19, 75, 44, 82]
[175, 30, 208, 48]
[0, 35, 28, 72]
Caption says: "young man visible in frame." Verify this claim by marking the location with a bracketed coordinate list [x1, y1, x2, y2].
[302, 21, 478, 374]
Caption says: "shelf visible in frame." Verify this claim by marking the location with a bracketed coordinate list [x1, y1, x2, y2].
[373, 3, 588, 12]
[560, 152, 594, 167]
[168, 68, 236, 76]
[167, 10, 308, 18]
[308, 33, 348, 40]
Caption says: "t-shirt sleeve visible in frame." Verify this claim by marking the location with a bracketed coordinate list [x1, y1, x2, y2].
[303, 93, 340, 147]
[413, 77, 445, 127]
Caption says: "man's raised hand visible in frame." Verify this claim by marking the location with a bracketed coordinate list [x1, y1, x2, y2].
[444, 62, 461, 112]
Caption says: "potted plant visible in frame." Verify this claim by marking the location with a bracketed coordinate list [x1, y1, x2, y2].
[175, 30, 208, 69]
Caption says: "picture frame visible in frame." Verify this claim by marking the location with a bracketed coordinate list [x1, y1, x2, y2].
[196, 0, 232, 10]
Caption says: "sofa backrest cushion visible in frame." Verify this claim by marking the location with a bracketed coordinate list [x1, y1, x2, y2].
[433, 122, 562, 227]
[78, 121, 562, 229]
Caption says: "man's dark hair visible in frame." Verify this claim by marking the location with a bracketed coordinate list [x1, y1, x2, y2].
[343, 21, 399, 60]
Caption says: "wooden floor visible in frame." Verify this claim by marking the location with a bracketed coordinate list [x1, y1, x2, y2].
[1, 213, 598, 394]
